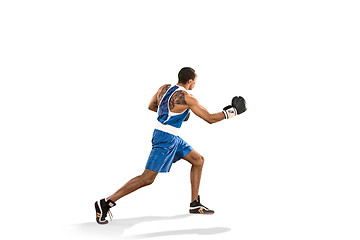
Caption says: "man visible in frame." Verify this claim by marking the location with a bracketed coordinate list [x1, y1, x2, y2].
[95, 67, 246, 224]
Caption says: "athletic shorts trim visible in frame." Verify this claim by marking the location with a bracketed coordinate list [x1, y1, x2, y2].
[145, 129, 193, 173]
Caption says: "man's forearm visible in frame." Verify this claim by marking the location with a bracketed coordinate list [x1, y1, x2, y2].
[207, 112, 225, 124]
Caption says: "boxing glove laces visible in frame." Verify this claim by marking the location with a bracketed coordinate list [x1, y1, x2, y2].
[223, 96, 247, 119]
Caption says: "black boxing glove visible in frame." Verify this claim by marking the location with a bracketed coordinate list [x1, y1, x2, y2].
[223, 96, 247, 119]
[232, 96, 247, 114]
[184, 112, 190, 121]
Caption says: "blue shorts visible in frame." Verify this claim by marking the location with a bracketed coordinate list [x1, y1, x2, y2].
[145, 129, 193, 173]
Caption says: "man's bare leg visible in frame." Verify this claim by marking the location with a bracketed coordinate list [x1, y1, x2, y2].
[182, 149, 204, 202]
[107, 169, 158, 202]
[183, 149, 214, 214]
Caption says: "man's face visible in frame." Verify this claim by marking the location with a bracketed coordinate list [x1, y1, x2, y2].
[189, 74, 197, 90]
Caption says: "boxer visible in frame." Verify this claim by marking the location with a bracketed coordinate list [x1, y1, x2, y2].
[95, 67, 246, 224]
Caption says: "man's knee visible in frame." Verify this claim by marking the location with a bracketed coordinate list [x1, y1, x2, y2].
[144, 176, 156, 186]
[200, 155, 205, 166]
[194, 155, 204, 167]
[141, 171, 157, 186]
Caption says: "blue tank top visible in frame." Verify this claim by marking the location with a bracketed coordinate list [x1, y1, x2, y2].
[157, 85, 190, 128]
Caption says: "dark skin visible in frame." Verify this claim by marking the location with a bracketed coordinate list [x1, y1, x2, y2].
[108, 74, 225, 203]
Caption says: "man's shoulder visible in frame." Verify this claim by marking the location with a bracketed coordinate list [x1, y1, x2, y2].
[159, 84, 171, 91]
[184, 92, 197, 106]
[172, 90, 187, 105]
[157, 84, 172, 101]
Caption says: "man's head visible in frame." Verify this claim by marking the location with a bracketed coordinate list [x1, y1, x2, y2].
[178, 67, 197, 90]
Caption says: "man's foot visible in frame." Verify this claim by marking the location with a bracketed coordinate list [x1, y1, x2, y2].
[189, 195, 214, 214]
[95, 198, 116, 224]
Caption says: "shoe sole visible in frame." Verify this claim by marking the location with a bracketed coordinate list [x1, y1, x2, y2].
[189, 208, 215, 214]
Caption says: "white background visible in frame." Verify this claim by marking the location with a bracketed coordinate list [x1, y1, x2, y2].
[1, 0, 360, 239]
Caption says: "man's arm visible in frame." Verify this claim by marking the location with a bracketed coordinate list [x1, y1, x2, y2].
[148, 84, 170, 112]
[186, 94, 225, 124]
[148, 91, 158, 112]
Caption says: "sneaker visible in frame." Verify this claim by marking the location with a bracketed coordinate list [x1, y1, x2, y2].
[95, 198, 116, 224]
[189, 195, 214, 214]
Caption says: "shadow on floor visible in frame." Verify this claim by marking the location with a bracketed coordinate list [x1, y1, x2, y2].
[124, 227, 231, 239]
[69, 214, 230, 239]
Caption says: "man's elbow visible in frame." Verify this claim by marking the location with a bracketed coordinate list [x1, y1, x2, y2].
[205, 117, 217, 124]
[148, 105, 157, 112]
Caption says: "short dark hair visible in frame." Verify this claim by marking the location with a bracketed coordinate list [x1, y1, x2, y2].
[178, 67, 196, 84]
